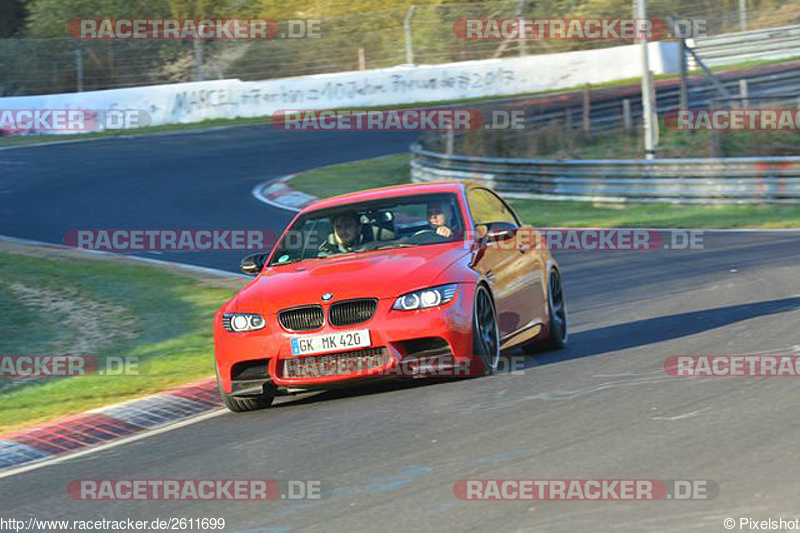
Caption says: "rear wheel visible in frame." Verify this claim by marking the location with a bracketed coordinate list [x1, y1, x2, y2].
[542, 269, 568, 350]
[216, 363, 275, 412]
[472, 285, 500, 375]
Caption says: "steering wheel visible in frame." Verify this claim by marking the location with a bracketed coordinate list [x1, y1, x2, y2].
[411, 228, 437, 238]
[410, 228, 451, 244]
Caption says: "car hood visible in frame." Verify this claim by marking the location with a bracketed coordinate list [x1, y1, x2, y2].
[234, 243, 470, 313]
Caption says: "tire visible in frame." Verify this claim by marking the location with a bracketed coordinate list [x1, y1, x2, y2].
[216, 363, 275, 412]
[222, 393, 274, 413]
[472, 284, 500, 375]
[542, 269, 568, 350]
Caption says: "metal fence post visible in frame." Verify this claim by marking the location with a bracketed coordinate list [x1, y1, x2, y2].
[679, 38, 688, 110]
[739, 0, 748, 32]
[582, 84, 591, 138]
[622, 99, 632, 131]
[518, 0, 527, 57]
[404, 7, 415, 65]
[446, 129, 454, 156]
[75, 43, 84, 92]
[194, 40, 204, 81]
[739, 79, 749, 109]
[709, 98, 722, 157]
[637, 0, 656, 160]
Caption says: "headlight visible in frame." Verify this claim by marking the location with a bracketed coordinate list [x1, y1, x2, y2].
[222, 313, 266, 332]
[393, 284, 458, 311]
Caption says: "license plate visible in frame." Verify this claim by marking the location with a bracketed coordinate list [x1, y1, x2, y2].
[283, 348, 390, 379]
[290, 329, 371, 356]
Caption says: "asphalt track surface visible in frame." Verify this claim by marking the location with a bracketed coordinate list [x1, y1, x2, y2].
[2, 126, 800, 532]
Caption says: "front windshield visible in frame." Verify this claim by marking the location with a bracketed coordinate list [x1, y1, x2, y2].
[269, 193, 464, 266]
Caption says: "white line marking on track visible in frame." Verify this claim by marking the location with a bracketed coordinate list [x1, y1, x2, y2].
[0, 409, 227, 480]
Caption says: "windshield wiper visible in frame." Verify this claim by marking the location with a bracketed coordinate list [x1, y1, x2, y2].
[270, 258, 303, 266]
[361, 242, 416, 252]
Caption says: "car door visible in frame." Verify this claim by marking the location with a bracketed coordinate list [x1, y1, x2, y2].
[467, 188, 545, 346]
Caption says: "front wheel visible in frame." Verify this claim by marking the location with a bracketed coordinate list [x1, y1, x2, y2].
[472, 285, 500, 375]
[222, 393, 274, 413]
[216, 363, 275, 412]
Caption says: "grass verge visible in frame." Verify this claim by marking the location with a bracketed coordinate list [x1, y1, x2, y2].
[0, 240, 244, 433]
[289, 154, 800, 229]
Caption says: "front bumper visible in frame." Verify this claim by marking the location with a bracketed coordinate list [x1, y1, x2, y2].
[214, 286, 477, 395]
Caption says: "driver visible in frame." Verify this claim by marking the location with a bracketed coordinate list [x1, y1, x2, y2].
[427, 201, 453, 238]
[320, 213, 365, 254]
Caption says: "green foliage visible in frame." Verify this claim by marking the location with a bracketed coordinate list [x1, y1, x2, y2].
[26, 0, 171, 38]
[7, 0, 800, 95]
[17, 0, 800, 39]
[0, 0, 25, 37]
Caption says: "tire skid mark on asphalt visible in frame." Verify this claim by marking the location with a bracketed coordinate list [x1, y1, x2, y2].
[256, 447, 544, 527]
[590, 369, 666, 378]
[459, 374, 700, 414]
[322, 446, 538, 502]
[650, 407, 712, 421]
[528, 506, 763, 531]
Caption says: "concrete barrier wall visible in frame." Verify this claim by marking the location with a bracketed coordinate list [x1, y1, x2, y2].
[0, 42, 678, 134]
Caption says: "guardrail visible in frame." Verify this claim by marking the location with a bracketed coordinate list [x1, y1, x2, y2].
[410, 143, 800, 204]
[691, 24, 800, 68]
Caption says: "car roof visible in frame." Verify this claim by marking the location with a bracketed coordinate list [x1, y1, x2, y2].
[301, 181, 468, 213]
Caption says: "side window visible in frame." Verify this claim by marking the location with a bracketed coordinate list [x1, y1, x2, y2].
[467, 188, 518, 226]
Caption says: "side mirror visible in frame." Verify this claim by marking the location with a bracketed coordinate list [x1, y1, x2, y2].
[476, 222, 517, 245]
[486, 227, 516, 243]
[240, 253, 267, 276]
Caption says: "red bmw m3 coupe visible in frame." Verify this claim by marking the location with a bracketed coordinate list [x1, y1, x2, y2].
[214, 182, 567, 411]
